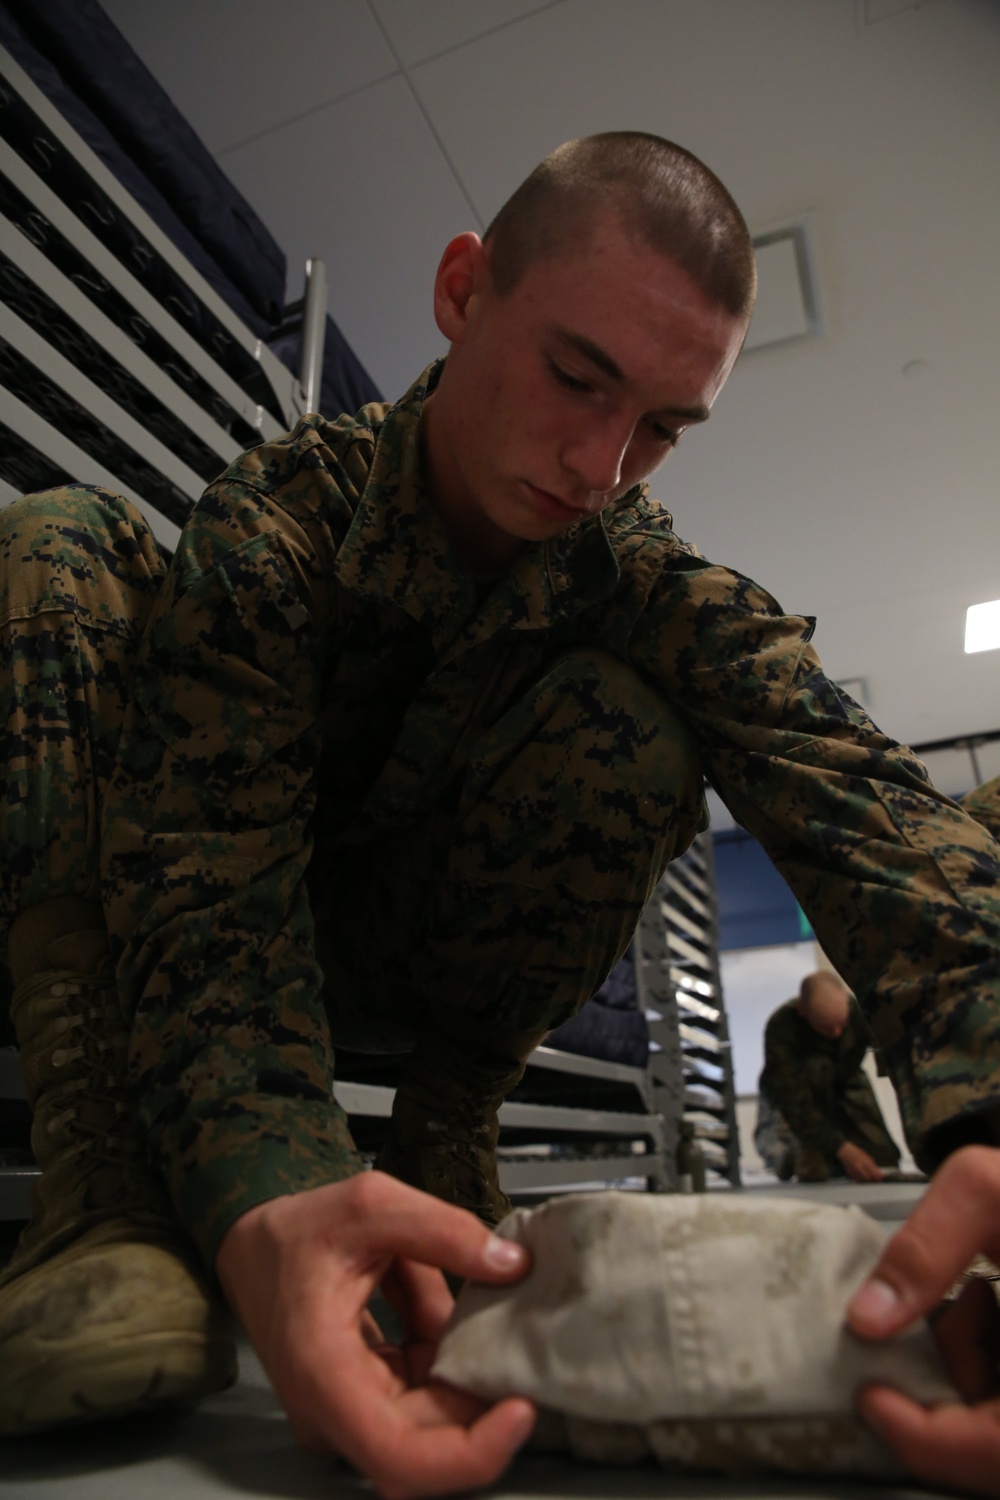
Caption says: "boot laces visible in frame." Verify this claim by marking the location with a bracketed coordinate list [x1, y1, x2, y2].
[423, 1110, 502, 1208]
[38, 973, 162, 1211]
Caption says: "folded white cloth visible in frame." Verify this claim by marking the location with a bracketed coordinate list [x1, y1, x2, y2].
[433, 1192, 959, 1476]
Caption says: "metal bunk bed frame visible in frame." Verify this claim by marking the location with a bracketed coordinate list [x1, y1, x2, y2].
[0, 41, 326, 550]
[637, 831, 740, 1189]
[911, 727, 1000, 790]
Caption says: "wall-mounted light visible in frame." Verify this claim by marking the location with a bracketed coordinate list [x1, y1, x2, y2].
[964, 599, 1000, 654]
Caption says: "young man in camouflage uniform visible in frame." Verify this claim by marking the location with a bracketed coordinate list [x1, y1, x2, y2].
[755, 971, 900, 1183]
[2, 133, 1000, 1499]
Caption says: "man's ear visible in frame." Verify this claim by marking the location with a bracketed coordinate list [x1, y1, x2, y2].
[433, 233, 490, 344]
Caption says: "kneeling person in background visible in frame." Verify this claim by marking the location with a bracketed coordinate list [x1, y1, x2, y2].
[756, 971, 900, 1183]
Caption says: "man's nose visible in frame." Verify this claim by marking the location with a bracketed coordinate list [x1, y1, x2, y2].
[561, 421, 632, 496]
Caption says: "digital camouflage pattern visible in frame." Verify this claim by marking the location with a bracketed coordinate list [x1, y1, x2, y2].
[756, 1000, 899, 1169]
[100, 360, 708, 1260]
[4, 360, 1000, 1266]
[0, 484, 166, 934]
[752, 1088, 797, 1178]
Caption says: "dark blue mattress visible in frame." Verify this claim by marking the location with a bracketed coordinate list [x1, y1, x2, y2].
[0, 0, 380, 419]
[547, 946, 650, 1070]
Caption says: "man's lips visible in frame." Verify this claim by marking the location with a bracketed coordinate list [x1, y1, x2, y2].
[522, 482, 593, 523]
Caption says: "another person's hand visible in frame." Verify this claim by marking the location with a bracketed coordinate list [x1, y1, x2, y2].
[215, 1171, 536, 1499]
[836, 1139, 885, 1182]
[848, 1144, 1000, 1495]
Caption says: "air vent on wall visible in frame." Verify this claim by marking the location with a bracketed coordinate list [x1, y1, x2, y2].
[744, 223, 820, 354]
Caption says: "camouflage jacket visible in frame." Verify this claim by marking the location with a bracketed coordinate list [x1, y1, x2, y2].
[758, 999, 873, 1158]
[103, 361, 1000, 1263]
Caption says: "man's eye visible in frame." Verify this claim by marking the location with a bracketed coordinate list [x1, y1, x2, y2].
[648, 419, 679, 446]
[549, 361, 590, 393]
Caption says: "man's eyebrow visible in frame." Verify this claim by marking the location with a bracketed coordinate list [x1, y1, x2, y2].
[552, 326, 711, 424]
[554, 327, 626, 383]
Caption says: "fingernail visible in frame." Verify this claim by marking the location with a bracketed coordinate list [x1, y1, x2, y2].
[850, 1277, 901, 1327]
[483, 1235, 526, 1271]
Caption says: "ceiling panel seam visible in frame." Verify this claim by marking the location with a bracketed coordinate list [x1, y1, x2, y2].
[365, 0, 485, 228]
[214, 69, 401, 159]
[397, 0, 571, 71]
[215, 2, 574, 210]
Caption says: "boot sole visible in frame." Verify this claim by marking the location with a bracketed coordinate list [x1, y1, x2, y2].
[0, 1328, 237, 1434]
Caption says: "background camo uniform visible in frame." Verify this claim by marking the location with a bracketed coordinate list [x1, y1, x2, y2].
[963, 775, 1000, 844]
[756, 999, 900, 1175]
[3, 357, 999, 1268]
[752, 1089, 797, 1179]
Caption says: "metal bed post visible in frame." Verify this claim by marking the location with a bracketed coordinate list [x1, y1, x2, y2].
[299, 257, 327, 416]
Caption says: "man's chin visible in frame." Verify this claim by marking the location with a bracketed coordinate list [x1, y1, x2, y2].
[521, 483, 591, 527]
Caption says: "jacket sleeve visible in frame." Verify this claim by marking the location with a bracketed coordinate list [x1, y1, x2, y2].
[102, 445, 363, 1267]
[625, 544, 1000, 1172]
[759, 1012, 845, 1159]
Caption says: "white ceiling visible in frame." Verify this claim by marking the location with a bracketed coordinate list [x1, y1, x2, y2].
[99, 0, 1000, 804]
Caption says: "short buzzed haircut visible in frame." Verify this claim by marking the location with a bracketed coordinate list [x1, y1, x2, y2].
[800, 971, 850, 1016]
[484, 131, 756, 319]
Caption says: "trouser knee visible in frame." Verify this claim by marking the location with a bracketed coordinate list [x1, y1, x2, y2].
[416, 648, 706, 1032]
[457, 646, 705, 900]
[318, 649, 706, 1051]
[0, 485, 166, 627]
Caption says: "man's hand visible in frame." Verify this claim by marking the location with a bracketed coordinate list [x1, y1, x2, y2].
[847, 1145, 1000, 1495]
[215, 1171, 535, 1500]
[836, 1140, 885, 1182]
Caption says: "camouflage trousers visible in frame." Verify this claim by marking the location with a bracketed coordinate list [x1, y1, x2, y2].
[752, 1091, 797, 1177]
[0, 486, 706, 1061]
[0, 487, 167, 1045]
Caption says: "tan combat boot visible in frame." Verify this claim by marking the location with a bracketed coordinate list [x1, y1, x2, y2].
[376, 1015, 549, 1227]
[0, 898, 236, 1434]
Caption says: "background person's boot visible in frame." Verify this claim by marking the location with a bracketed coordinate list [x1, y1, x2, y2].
[376, 1016, 549, 1227]
[0, 899, 236, 1434]
[794, 1146, 830, 1183]
[776, 1144, 796, 1181]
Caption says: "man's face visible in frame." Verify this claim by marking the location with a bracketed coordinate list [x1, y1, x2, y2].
[800, 993, 850, 1040]
[423, 213, 748, 570]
